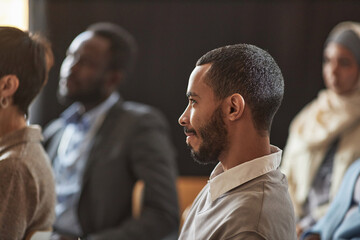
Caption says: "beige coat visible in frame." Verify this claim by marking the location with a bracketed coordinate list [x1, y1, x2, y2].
[282, 89, 360, 220]
[282, 21, 360, 222]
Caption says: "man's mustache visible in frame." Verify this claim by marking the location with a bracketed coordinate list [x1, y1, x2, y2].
[184, 127, 196, 135]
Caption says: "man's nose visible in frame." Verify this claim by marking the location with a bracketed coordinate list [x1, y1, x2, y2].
[178, 106, 189, 126]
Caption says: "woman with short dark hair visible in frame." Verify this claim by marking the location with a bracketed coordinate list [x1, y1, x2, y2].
[0, 26, 56, 239]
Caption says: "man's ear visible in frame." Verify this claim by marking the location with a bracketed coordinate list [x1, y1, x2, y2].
[0, 75, 19, 98]
[225, 93, 245, 121]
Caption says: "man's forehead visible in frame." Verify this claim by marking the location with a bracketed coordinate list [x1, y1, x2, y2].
[68, 31, 111, 59]
[186, 64, 214, 99]
[192, 64, 211, 79]
[188, 64, 211, 87]
[68, 31, 94, 52]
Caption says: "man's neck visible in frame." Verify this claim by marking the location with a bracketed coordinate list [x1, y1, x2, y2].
[81, 94, 111, 112]
[220, 134, 271, 171]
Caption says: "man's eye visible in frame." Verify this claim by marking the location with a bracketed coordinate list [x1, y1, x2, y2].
[190, 99, 197, 104]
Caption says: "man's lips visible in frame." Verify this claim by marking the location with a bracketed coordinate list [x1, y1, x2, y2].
[184, 128, 196, 137]
[184, 128, 198, 146]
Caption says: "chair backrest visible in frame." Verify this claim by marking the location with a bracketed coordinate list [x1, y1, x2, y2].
[132, 180, 145, 218]
[131, 176, 208, 228]
[177, 176, 208, 229]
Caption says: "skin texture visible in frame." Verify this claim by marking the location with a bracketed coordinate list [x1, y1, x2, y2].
[0, 74, 26, 137]
[178, 64, 227, 165]
[323, 42, 360, 95]
[58, 31, 117, 111]
[178, 64, 271, 171]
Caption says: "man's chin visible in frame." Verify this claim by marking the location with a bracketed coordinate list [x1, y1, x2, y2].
[189, 148, 218, 166]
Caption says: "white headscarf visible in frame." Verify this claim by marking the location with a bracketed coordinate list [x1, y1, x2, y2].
[282, 21, 360, 219]
[289, 21, 360, 150]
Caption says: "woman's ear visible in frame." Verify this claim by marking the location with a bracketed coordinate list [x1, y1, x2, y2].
[225, 93, 245, 121]
[0, 74, 19, 98]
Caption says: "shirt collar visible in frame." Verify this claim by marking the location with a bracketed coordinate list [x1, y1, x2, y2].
[61, 92, 120, 130]
[209, 145, 282, 202]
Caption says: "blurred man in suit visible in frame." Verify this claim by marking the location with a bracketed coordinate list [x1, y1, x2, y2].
[44, 22, 179, 240]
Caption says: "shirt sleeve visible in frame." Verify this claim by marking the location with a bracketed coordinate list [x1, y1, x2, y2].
[0, 158, 38, 239]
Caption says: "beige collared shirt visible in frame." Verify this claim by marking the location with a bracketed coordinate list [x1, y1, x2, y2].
[179, 145, 296, 240]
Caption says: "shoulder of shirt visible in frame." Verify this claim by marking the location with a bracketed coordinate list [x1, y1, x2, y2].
[111, 101, 171, 132]
[122, 101, 155, 113]
[118, 101, 166, 120]
[0, 145, 44, 172]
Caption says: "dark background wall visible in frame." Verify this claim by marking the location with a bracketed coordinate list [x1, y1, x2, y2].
[29, 0, 360, 176]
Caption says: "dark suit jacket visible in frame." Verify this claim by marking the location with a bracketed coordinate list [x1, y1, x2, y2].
[44, 98, 179, 240]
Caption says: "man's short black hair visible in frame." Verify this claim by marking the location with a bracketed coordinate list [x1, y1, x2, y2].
[0, 26, 53, 116]
[87, 22, 138, 77]
[196, 44, 284, 134]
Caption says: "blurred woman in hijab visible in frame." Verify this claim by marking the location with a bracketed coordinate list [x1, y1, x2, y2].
[282, 21, 360, 237]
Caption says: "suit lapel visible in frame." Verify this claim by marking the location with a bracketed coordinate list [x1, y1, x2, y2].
[81, 99, 124, 185]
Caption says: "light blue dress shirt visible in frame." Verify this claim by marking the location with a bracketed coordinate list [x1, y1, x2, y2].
[53, 92, 120, 235]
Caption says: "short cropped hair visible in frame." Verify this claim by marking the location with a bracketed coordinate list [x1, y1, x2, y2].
[87, 22, 138, 77]
[0, 26, 53, 116]
[196, 44, 284, 133]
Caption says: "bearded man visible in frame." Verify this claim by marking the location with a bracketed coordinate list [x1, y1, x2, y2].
[178, 44, 296, 240]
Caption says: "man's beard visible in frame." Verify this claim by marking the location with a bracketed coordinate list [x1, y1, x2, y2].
[57, 77, 105, 107]
[189, 106, 228, 165]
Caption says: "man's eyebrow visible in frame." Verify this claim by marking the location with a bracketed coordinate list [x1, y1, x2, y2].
[186, 92, 199, 98]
